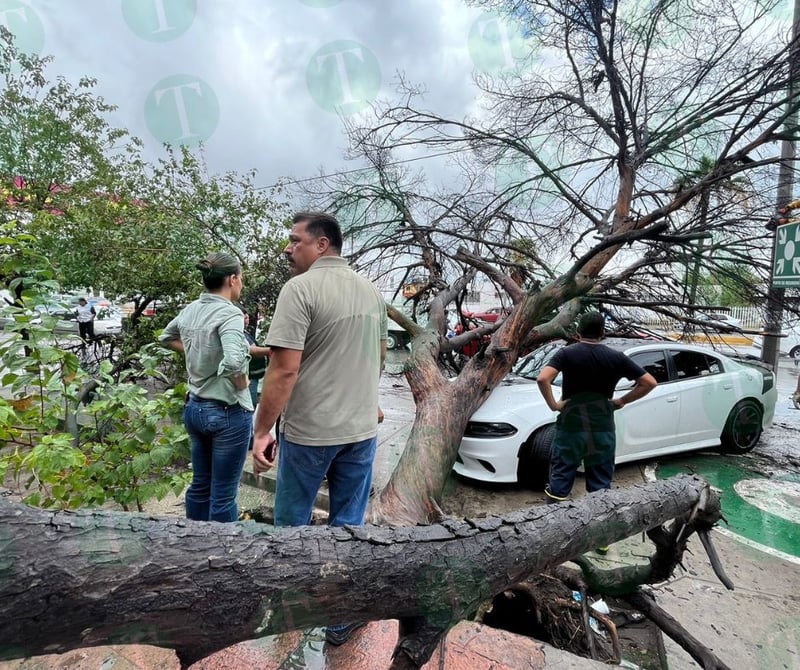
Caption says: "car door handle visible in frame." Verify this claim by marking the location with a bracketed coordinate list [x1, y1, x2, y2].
[722, 384, 733, 390]
[666, 396, 679, 403]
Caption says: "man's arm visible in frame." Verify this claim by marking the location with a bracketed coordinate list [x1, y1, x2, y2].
[536, 365, 566, 412]
[612, 372, 657, 409]
[252, 346, 302, 473]
[249, 345, 271, 358]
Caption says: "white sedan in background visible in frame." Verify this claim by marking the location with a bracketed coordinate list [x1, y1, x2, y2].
[695, 312, 743, 331]
[454, 339, 777, 488]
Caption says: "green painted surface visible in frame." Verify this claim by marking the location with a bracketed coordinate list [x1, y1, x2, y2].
[658, 456, 800, 558]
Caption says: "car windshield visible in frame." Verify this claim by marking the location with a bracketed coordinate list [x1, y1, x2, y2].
[513, 341, 565, 382]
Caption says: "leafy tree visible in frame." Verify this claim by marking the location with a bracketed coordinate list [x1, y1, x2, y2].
[0, 32, 290, 348]
[697, 261, 762, 307]
[0, 227, 190, 511]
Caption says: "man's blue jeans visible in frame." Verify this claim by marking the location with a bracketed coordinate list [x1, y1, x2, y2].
[183, 396, 252, 522]
[274, 434, 377, 527]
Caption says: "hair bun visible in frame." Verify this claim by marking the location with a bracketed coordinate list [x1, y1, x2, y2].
[196, 259, 213, 275]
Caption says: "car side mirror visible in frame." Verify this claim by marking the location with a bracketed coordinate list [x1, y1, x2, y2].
[615, 379, 635, 391]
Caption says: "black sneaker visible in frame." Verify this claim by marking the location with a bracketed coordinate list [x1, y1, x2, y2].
[325, 622, 367, 646]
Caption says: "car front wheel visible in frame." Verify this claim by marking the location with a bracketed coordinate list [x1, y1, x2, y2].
[790, 345, 800, 363]
[517, 424, 554, 490]
[721, 399, 763, 454]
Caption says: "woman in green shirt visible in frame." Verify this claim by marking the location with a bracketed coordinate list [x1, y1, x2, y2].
[160, 252, 253, 522]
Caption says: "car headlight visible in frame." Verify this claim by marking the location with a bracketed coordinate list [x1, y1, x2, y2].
[464, 421, 518, 437]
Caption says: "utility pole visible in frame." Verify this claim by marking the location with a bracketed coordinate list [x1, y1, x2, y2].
[762, 0, 800, 370]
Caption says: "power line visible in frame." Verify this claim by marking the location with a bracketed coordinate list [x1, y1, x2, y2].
[253, 147, 470, 191]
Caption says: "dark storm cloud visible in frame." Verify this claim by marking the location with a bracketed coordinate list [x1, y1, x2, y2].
[15, 0, 487, 187]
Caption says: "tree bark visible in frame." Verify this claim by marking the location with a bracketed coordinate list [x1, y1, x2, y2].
[373, 275, 591, 525]
[0, 475, 717, 666]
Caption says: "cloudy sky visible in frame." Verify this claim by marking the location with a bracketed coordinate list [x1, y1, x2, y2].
[3, 0, 529, 191]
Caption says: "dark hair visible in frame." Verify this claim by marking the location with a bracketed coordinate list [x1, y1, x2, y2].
[293, 211, 343, 251]
[578, 311, 605, 339]
[196, 252, 241, 290]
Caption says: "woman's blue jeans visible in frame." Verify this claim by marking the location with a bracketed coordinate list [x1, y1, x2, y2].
[183, 396, 252, 522]
[274, 434, 377, 527]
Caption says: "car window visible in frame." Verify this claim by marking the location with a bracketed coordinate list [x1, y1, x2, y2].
[670, 349, 720, 379]
[629, 350, 670, 384]
[514, 341, 565, 381]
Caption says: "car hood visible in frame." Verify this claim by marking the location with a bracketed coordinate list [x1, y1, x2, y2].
[470, 375, 552, 422]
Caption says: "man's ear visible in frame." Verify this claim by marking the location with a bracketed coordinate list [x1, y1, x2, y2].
[317, 236, 330, 253]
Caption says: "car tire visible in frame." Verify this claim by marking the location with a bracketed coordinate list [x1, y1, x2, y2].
[790, 345, 800, 362]
[386, 332, 398, 350]
[720, 399, 763, 454]
[517, 424, 554, 490]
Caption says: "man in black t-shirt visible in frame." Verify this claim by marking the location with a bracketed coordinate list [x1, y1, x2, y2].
[536, 312, 657, 507]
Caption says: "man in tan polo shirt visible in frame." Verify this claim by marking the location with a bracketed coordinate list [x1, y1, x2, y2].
[252, 212, 387, 642]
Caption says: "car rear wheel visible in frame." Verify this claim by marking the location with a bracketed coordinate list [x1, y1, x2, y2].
[517, 424, 554, 490]
[386, 332, 398, 350]
[721, 399, 763, 454]
[790, 345, 800, 362]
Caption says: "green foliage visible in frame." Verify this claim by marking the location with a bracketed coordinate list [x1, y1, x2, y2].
[697, 262, 761, 307]
[0, 320, 192, 511]
[0, 31, 289, 344]
[0, 29, 132, 221]
[0, 229, 191, 512]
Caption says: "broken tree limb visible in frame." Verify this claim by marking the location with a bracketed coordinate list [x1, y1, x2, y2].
[697, 529, 735, 591]
[0, 475, 719, 667]
[623, 589, 734, 670]
[572, 481, 726, 596]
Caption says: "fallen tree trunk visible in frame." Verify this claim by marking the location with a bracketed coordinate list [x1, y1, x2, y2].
[0, 475, 718, 666]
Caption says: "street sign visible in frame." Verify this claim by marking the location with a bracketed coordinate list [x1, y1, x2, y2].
[773, 220, 800, 288]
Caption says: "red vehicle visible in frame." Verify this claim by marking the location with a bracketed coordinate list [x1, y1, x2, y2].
[461, 306, 508, 323]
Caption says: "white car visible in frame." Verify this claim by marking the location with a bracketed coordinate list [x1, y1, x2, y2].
[454, 339, 777, 488]
[695, 312, 742, 331]
[752, 320, 800, 361]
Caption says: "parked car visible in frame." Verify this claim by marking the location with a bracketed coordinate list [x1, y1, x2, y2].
[387, 323, 411, 350]
[462, 306, 508, 323]
[752, 320, 800, 361]
[454, 339, 777, 488]
[782, 323, 800, 361]
[695, 312, 743, 331]
[35, 302, 122, 336]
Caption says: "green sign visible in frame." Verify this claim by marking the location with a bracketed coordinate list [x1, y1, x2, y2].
[773, 220, 800, 288]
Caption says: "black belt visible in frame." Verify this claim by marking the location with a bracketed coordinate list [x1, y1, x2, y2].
[187, 393, 239, 409]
